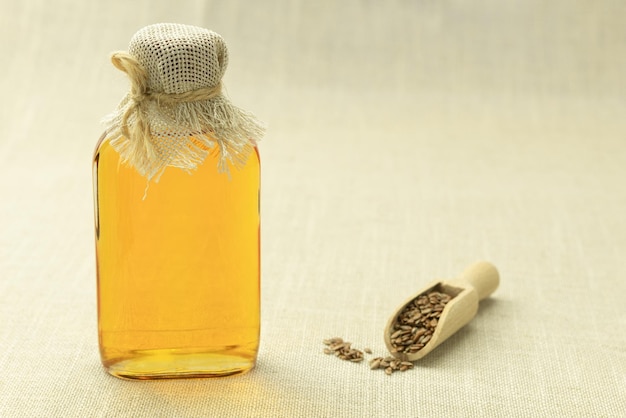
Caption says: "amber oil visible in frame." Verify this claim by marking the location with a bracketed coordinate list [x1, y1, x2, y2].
[93, 135, 260, 379]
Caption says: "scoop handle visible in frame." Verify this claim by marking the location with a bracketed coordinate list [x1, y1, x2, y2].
[458, 261, 500, 300]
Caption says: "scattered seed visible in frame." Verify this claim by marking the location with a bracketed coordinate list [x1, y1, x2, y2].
[322, 338, 365, 364]
[323, 337, 420, 375]
[370, 358, 382, 369]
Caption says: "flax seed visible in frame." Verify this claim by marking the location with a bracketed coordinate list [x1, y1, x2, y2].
[388, 289, 454, 355]
[369, 358, 382, 369]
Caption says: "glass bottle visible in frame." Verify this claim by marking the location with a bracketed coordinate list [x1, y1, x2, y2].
[93, 24, 263, 380]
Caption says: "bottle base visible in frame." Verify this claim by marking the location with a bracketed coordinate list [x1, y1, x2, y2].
[102, 348, 256, 380]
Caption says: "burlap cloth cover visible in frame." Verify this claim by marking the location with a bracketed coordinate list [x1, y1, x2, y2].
[102, 23, 265, 181]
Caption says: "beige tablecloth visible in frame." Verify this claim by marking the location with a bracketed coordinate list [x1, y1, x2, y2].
[1, 1, 625, 417]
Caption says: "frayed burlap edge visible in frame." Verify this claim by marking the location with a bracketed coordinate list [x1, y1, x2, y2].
[102, 93, 265, 182]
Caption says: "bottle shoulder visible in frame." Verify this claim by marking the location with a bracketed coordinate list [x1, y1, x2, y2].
[93, 131, 109, 159]
[93, 133, 259, 175]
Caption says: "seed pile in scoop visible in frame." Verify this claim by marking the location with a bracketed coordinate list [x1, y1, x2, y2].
[389, 290, 452, 354]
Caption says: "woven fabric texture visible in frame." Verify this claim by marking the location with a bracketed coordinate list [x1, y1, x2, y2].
[104, 23, 264, 180]
[1, 1, 625, 417]
[130, 23, 227, 94]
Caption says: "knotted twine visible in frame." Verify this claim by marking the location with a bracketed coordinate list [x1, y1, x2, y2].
[102, 23, 265, 181]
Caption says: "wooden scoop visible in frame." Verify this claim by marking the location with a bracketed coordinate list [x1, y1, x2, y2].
[384, 261, 499, 361]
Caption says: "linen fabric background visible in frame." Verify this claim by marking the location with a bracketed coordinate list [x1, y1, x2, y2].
[1, 0, 625, 417]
